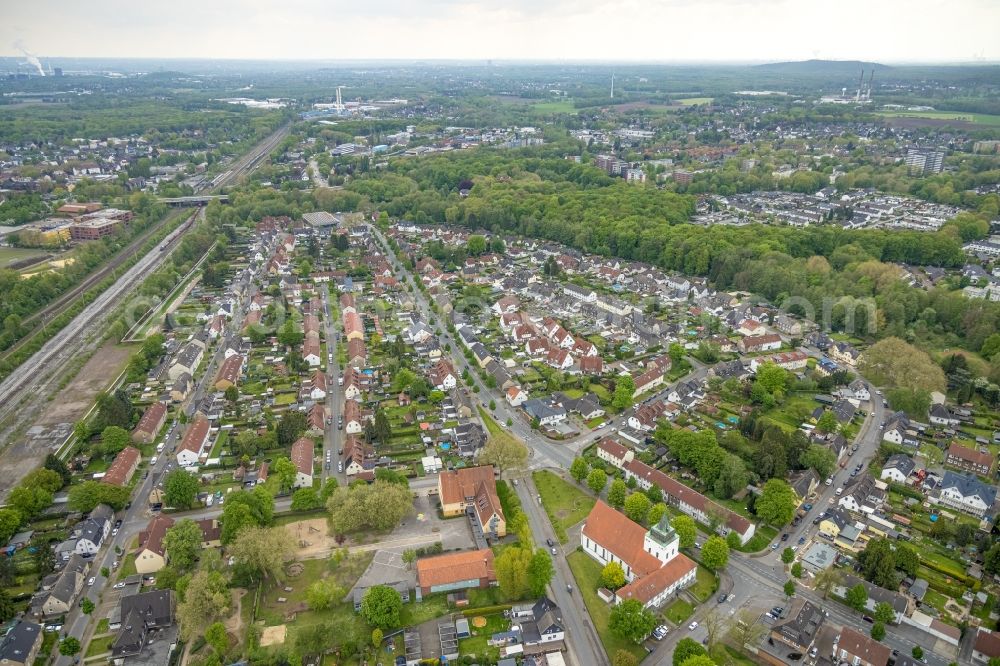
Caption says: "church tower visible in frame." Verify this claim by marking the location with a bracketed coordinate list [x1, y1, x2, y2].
[644, 512, 679, 565]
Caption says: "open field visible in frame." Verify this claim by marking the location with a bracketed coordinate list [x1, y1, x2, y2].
[531, 100, 576, 114]
[0, 246, 47, 268]
[678, 97, 714, 106]
[876, 111, 1000, 127]
[533, 470, 595, 543]
[566, 549, 646, 663]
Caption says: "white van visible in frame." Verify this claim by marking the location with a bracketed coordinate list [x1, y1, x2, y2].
[835, 486, 844, 496]
[156, 443, 164, 453]
[150, 456, 158, 466]
[206, 495, 214, 507]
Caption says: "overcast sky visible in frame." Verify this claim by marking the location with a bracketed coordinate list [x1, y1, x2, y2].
[3, 0, 998, 63]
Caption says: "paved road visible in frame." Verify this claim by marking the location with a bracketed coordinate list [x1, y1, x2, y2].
[515, 475, 609, 666]
[320, 285, 345, 483]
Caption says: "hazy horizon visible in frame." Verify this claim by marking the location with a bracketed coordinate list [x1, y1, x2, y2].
[3, 0, 999, 64]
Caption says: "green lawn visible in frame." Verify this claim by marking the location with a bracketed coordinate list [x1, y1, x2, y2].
[532, 100, 576, 114]
[458, 613, 507, 661]
[566, 550, 646, 663]
[664, 598, 694, 624]
[478, 407, 523, 454]
[687, 566, 718, 603]
[0, 246, 47, 268]
[533, 470, 596, 543]
[736, 524, 778, 553]
[84, 635, 115, 659]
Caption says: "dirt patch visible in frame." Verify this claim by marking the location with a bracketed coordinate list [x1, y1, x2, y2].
[259, 624, 287, 647]
[284, 518, 335, 559]
[223, 588, 248, 636]
[38, 342, 134, 425]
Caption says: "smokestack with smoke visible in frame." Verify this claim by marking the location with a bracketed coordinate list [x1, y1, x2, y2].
[14, 40, 45, 76]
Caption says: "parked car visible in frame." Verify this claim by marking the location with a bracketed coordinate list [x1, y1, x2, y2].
[688, 621, 699, 631]
[87, 577, 96, 586]
[717, 594, 728, 603]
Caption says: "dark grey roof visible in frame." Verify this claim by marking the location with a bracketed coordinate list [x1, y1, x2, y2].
[0, 620, 42, 663]
[883, 454, 915, 477]
[772, 599, 824, 650]
[940, 471, 997, 506]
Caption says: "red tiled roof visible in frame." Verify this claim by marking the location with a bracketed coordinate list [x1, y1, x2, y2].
[618, 552, 697, 604]
[179, 416, 209, 454]
[582, 501, 663, 577]
[137, 514, 175, 557]
[417, 549, 495, 589]
[133, 402, 167, 438]
[103, 446, 140, 486]
[291, 437, 314, 476]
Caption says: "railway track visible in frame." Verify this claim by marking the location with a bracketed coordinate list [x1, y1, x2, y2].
[0, 125, 290, 483]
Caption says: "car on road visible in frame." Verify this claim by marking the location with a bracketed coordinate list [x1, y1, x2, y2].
[862, 615, 874, 624]
[835, 486, 844, 496]
[113, 560, 119, 569]
[770, 542, 779, 551]
[87, 577, 96, 586]
[798, 537, 805, 545]
[550, 547, 558, 555]
[688, 621, 699, 631]
[825, 477, 833, 486]
[546, 538, 554, 547]
[781, 533, 789, 541]
[653, 625, 668, 640]
[717, 594, 728, 603]
[337, 462, 343, 473]
[112, 528, 119, 536]
[114, 582, 125, 589]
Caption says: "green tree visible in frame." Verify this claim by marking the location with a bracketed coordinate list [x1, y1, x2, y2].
[755, 479, 797, 526]
[815, 410, 840, 434]
[613, 650, 639, 666]
[205, 622, 229, 656]
[624, 492, 651, 523]
[306, 578, 345, 611]
[372, 627, 384, 649]
[871, 621, 886, 641]
[478, 435, 529, 480]
[781, 547, 795, 564]
[791, 562, 803, 578]
[601, 561, 626, 590]
[271, 456, 298, 493]
[177, 569, 230, 641]
[800, 444, 837, 478]
[229, 526, 293, 584]
[495, 545, 532, 600]
[326, 480, 414, 535]
[277, 410, 308, 447]
[8, 484, 53, 519]
[847, 583, 868, 611]
[467, 234, 487, 255]
[755, 362, 788, 394]
[360, 585, 403, 630]
[814, 567, 844, 599]
[164, 469, 200, 509]
[527, 549, 555, 597]
[0, 590, 14, 623]
[672, 515, 697, 549]
[873, 602, 896, 624]
[612, 375, 635, 411]
[587, 468, 607, 494]
[701, 536, 730, 571]
[570, 457, 589, 484]
[912, 647, 923, 660]
[0, 508, 23, 545]
[44, 453, 72, 487]
[784, 579, 796, 598]
[607, 478, 628, 508]
[59, 637, 81, 657]
[291, 487, 322, 511]
[672, 637, 708, 666]
[647, 502, 667, 527]
[163, 519, 203, 572]
[80, 597, 95, 615]
[67, 480, 130, 512]
[608, 599, 655, 644]
[100, 425, 131, 457]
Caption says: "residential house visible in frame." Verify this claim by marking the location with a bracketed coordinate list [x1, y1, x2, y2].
[176, 416, 210, 466]
[438, 466, 506, 538]
[74, 504, 114, 556]
[738, 333, 782, 353]
[416, 549, 496, 597]
[770, 599, 825, 653]
[880, 454, 915, 484]
[0, 620, 42, 666]
[169, 373, 192, 403]
[343, 399, 363, 434]
[973, 629, 1000, 665]
[848, 380, 871, 402]
[39, 554, 89, 616]
[167, 343, 203, 381]
[838, 474, 887, 515]
[835, 627, 890, 666]
[523, 399, 567, 427]
[111, 590, 176, 660]
[818, 508, 854, 539]
[430, 360, 457, 390]
[213, 354, 243, 391]
[509, 597, 565, 649]
[937, 471, 998, 517]
[830, 341, 861, 367]
[597, 439, 635, 469]
[103, 446, 141, 486]
[135, 515, 174, 575]
[308, 369, 327, 400]
[580, 502, 696, 609]
[945, 443, 994, 476]
[833, 576, 907, 624]
[506, 386, 528, 407]
[132, 402, 168, 444]
[290, 437, 314, 489]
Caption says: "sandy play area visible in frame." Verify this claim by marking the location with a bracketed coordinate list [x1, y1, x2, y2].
[259, 624, 287, 647]
[284, 518, 334, 559]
